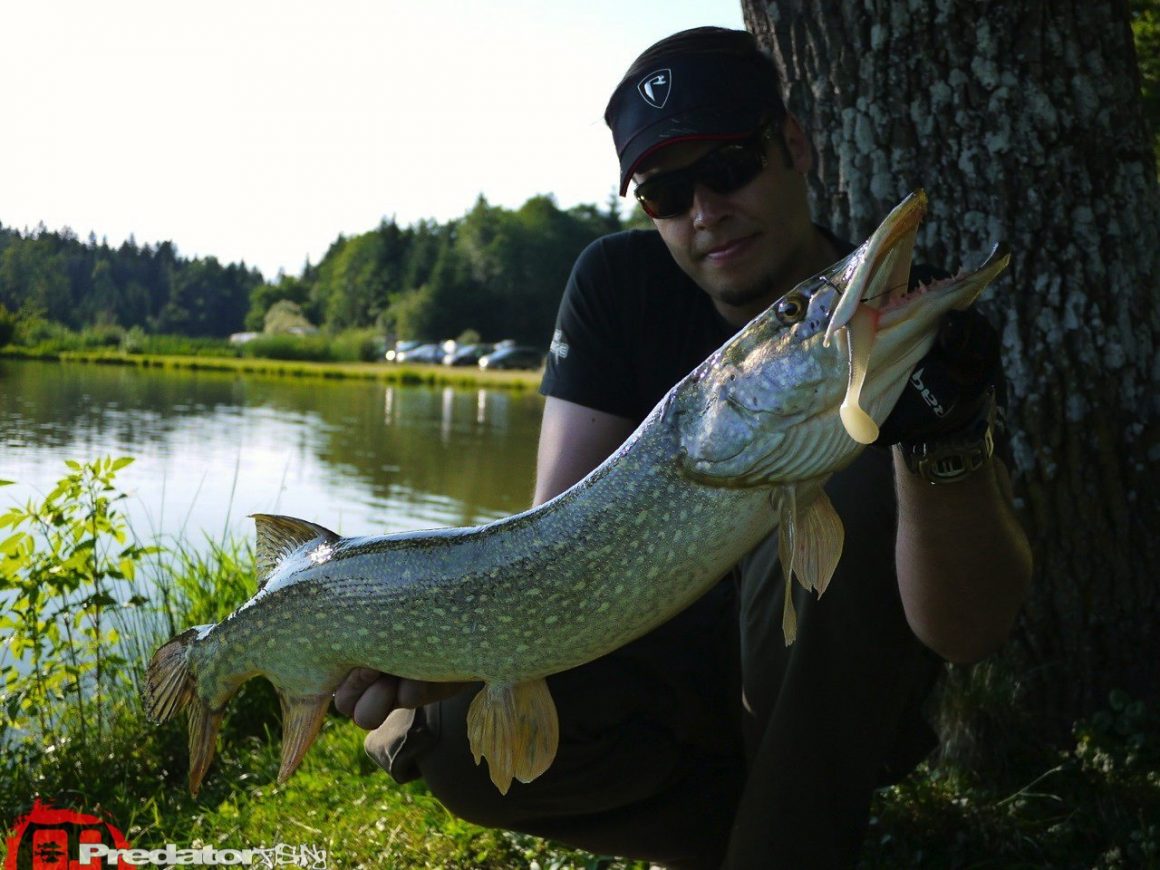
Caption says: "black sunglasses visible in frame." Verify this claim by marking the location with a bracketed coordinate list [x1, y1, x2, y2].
[633, 133, 770, 220]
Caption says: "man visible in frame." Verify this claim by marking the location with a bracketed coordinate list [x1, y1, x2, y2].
[336, 26, 1032, 868]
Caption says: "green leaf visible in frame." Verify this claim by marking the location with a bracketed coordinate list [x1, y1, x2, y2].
[84, 592, 118, 609]
[111, 457, 134, 471]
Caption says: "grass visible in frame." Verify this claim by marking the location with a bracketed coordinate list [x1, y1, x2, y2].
[0, 702, 615, 867]
[1, 347, 542, 390]
[2, 461, 1157, 869]
[1, 321, 543, 390]
[2, 702, 620, 869]
[0, 464, 607, 868]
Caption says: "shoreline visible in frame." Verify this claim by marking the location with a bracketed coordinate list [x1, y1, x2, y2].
[0, 348, 543, 391]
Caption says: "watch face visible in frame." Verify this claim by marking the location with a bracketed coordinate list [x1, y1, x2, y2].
[908, 427, 994, 484]
[903, 390, 997, 484]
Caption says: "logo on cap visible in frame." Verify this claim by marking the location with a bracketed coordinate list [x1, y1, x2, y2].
[637, 69, 671, 109]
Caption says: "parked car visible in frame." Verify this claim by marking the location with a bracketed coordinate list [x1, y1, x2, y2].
[385, 340, 423, 362]
[478, 346, 544, 371]
[396, 343, 445, 364]
[443, 343, 495, 366]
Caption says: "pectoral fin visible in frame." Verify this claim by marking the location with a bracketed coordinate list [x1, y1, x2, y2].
[276, 692, 332, 784]
[777, 488, 799, 646]
[791, 492, 844, 597]
[776, 489, 846, 645]
[466, 679, 560, 794]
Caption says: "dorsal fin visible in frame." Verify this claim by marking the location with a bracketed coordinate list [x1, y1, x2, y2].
[251, 514, 340, 589]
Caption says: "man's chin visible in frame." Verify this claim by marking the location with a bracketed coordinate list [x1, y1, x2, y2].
[700, 284, 774, 329]
[709, 281, 778, 314]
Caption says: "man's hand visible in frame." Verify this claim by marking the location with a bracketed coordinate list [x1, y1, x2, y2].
[333, 669, 472, 730]
[876, 307, 1002, 446]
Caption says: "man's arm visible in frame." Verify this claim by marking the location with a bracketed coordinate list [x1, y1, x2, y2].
[533, 397, 637, 505]
[876, 307, 1033, 663]
[893, 454, 1033, 663]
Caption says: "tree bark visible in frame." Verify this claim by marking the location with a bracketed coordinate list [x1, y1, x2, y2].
[742, 0, 1159, 736]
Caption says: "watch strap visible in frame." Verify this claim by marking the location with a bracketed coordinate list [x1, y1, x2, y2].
[900, 389, 996, 484]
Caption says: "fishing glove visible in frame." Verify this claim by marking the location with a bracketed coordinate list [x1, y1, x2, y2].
[874, 305, 1003, 447]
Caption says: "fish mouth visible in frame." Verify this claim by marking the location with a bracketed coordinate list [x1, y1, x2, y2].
[877, 241, 1011, 327]
[856, 238, 1010, 406]
[823, 189, 926, 345]
[821, 189, 1010, 444]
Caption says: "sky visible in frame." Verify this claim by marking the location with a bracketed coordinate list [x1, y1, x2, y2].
[2, 0, 745, 280]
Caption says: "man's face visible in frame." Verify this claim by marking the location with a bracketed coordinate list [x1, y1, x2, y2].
[633, 119, 823, 326]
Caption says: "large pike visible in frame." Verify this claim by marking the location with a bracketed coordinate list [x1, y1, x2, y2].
[144, 190, 1010, 795]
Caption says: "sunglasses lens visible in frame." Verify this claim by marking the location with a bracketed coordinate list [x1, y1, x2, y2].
[701, 145, 765, 194]
[635, 177, 691, 219]
[634, 141, 767, 219]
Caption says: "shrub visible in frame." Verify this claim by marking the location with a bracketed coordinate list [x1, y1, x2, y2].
[11, 314, 74, 351]
[329, 328, 385, 362]
[121, 331, 237, 357]
[0, 304, 16, 347]
[0, 458, 159, 769]
[240, 334, 334, 362]
[77, 323, 125, 349]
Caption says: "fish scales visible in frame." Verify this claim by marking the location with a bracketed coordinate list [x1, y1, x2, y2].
[194, 419, 774, 699]
[144, 190, 1012, 795]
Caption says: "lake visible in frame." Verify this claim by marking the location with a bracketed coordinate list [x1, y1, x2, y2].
[0, 359, 546, 549]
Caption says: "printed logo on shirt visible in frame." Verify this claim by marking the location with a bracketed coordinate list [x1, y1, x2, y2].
[550, 329, 570, 360]
[637, 69, 671, 109]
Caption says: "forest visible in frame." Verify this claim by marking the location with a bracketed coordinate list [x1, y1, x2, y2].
[0, 193, 635, 352]
[1, 3, 1155, 356]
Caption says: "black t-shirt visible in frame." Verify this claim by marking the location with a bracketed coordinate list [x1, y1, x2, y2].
[540, 227, 1002, 444]
[540, 229, 737, 423]
[536, 227, 968, 859]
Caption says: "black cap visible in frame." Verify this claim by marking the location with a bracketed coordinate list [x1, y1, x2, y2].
[606, 51, 785, 195]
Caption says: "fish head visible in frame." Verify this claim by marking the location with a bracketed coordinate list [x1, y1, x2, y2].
[674, 189, 1010, 487]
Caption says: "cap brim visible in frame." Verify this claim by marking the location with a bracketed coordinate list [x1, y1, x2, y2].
[618, 104, 767, 195]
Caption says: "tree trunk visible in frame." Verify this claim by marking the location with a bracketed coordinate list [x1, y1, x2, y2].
[742, 0, 1159, 739]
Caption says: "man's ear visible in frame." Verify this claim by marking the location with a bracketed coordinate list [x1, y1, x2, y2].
[781, 114, 813, 175]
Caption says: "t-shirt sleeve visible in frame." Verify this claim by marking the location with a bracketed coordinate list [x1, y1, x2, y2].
[539, 237, 639, 419]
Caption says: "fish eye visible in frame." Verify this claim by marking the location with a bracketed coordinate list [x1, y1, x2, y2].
[774, 292, 808, 324]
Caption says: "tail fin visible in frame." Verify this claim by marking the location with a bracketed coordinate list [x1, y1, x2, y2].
[143, 626, 205, 723]
[143, 626, 227, 796]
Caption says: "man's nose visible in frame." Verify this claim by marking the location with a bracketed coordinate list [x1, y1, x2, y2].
[690, 183, 732, 229]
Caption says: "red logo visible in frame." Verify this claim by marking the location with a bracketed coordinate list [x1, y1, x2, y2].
[4, 800, 131, 869]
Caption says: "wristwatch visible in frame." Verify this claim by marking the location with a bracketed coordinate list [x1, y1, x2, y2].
[900, 389, 996, 484]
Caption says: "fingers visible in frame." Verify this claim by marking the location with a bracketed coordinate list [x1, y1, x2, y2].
[333, 667, 382, 716]
[937, 309, 1000, 387]
[351, 676, 401, 730]
[397, 679, 475, 708]
[333, 669, 475, 731]
[334, 668, 399, 730]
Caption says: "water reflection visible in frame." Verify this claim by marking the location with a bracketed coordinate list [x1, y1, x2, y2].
[0, 360, 544, 547]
